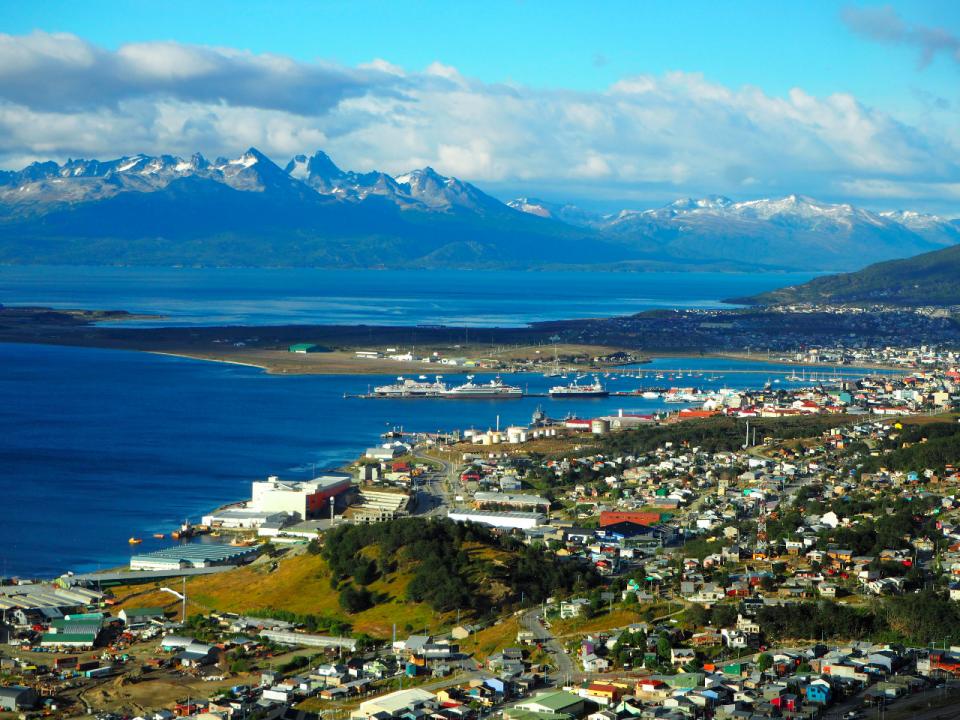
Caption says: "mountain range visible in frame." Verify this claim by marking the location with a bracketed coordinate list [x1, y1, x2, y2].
[0, 148, 957, 271]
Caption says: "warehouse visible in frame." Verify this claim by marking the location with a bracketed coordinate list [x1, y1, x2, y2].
[0, 584, 103, 625]
[353, 688, 436, 720]
[260, 630, 358, 651]
[0, 686, 38, 712]
[447, 509, 545, 530]
[473, 491, 550, 511]
[202, 508, 290, 529]
[130, 544, 259, 571]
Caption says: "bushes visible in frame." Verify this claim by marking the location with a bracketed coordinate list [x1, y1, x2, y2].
[754, 591, 960, 646]
[339, 585, 375, 613]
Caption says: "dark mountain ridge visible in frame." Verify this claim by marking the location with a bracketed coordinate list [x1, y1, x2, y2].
[0, 148, 957, 271]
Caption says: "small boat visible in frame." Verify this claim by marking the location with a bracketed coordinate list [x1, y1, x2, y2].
[153, 533, 165, 539]
[128, 537, 142, 545]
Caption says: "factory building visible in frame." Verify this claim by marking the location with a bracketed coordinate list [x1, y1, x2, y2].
[249, 475, 352, 520]
[130, 544, 259, 572]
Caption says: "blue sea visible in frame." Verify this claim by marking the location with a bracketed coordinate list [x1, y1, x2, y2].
[0, 343, 884, 578]
[0, 266, 818, 327]
[0, 266, 836, 577]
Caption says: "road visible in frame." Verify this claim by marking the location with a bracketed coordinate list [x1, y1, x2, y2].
[412, 453, 457, 517]
[519, 608, 578, 683]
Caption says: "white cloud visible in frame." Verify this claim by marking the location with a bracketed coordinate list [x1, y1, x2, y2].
[0, 32, 957, 211]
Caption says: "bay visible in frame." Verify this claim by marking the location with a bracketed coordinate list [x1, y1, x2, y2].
[1, 341, 876, 578]
[0, 266, 818, 327]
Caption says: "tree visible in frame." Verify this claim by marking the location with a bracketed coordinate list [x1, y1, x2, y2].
[756, 653, 773, 672]
[339, 585, 374, 613]
[657, 635, 672, 661]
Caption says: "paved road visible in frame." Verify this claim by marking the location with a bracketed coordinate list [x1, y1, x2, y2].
[520, 608, 578, 683]
[412, 453, 455, 517]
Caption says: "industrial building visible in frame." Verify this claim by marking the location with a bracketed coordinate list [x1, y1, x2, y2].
[259, 629, 358, 651]
[0, 686, 39, 712]
[202, 508, 290, 529]
[130, 544, 259, 571]
[352, 688, 436, 720]
[473, 491, 550, 511]
[447, 509, 545, 530]
[0, 584, 103, 625]
[347, 489, 410, 523]
[249, 474, 352, 519]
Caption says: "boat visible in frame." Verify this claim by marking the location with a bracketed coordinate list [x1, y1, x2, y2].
[128, 537, 142, 545]
[171, 519, 195, 540]
[641, 390, 660, 399]
[152, 533, 165, 539]
[373, 376, 447, 397]
[549, 376, 609, 398]
[442, 375, 523, 399]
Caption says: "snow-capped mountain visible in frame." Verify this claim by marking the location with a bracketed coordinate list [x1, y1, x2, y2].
[506, 197, 603, 227]
[0, 148, 957, 270]
[509, 192, 960, 270]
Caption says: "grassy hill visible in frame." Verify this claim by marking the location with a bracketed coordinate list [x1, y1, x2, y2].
[731, 243, 960, 306]
[114, 518, 597, 638]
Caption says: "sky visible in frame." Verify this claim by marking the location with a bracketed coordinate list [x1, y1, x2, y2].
[1, 0, 959, 213]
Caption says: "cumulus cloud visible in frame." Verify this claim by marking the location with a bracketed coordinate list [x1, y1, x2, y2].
[0, 31, 394, 113]
[0, 32, 957, 211]
[842, 5, 960, 67]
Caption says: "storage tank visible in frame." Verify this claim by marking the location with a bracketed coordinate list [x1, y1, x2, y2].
[591, 419, 611, 435]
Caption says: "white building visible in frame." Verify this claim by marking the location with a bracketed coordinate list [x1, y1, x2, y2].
[447, 510, 544, 530]
[249, 475, 351, 519]
[352, 688, 436, 720]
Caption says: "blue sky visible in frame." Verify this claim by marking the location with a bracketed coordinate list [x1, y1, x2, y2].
[1, 1, 959, 212]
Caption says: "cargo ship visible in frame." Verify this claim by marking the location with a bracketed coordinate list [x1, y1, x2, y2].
[442, 375, 523, 399]
[372, 376, 447, 397]
[549, 376, 609, 398]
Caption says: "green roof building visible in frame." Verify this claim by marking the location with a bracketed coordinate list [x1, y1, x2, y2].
[515, 691, 585, 718]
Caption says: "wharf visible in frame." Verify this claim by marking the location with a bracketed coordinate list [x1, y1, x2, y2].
[345, 392, 552, 399]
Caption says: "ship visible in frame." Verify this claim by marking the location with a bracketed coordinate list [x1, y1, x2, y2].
[128, 537, 142, 545]
[442, 375, 523, 399]
[549, 376, 609, 398]
[372, 376, 447, 398]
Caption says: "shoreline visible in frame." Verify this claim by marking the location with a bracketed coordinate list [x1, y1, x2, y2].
[146, 346, 908, 376]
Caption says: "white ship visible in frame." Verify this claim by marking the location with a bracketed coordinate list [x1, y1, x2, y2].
[373, 376, 447, 397]
[549, 376, 609, 398]
[442, 375, 523, 399]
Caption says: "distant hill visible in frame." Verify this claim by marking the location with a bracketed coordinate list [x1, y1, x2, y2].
[0, 148, 957, 270]
[731, 243, 960, 306]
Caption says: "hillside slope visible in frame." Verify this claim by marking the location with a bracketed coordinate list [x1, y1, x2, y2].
[733, 243, 960, 306]
[117, 518, 596, 638]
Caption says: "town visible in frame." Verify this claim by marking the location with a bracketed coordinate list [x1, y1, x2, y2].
[4, 352, 960, 720]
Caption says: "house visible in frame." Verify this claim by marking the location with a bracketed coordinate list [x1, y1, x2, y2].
[0, 686, 39, 712]
[119, 606, 166, 626]
[670, 647, 696, 666]
[804, 680, 832, 705]
[560, 598, 590, 619]
[581, 653, 610, 673]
